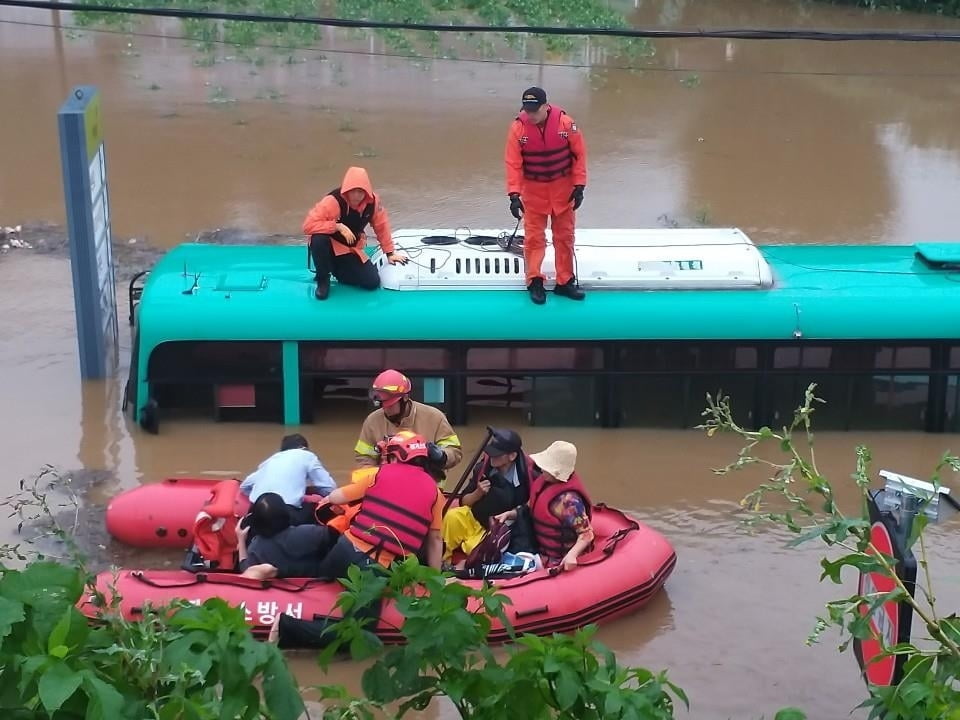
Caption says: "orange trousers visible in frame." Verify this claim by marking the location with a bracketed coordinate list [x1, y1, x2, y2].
[523, 206, 576, 285]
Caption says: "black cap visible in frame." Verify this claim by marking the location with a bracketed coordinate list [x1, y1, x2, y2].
[484, 428, 522, 458]
[521, 86, 547, 110]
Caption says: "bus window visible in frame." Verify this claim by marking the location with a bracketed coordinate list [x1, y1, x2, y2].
[619, 343, 757, 373]
[768, 374, 851, 430]
[466, 346, 601, 371]
[617, 375, 686, 428]
[687, 374, 757, 427]
[149, 341, 281, 380]
[300, 345, 451, 373]
[849, 375, 929, 431]
[146, 341, 283, 422]
[528, 376, 601, 427]
[774, 345, 833, 369]
[890, 347, 931, 369]
[299, 374, 452, 424]
[946, 376, 960, 432]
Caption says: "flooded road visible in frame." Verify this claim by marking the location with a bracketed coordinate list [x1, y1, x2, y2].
[4, 0, 960, 717]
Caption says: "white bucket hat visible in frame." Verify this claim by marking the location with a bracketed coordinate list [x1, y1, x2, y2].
[529, 441, 577, 482]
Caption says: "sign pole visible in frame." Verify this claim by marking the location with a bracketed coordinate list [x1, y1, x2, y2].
[57, 86, 119, 379]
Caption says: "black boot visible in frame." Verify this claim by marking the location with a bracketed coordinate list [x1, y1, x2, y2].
[315, 276, 330, 300]
[527, 277, 546, 305]
[554, 278, 585, 301]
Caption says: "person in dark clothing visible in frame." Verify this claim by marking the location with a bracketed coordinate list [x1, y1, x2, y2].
[441, 428, 536, 564]
[237, 493, 335, 579]
[268, 431, 443, 648]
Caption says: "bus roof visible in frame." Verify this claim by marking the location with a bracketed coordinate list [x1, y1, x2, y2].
[137, 239, 960, 346]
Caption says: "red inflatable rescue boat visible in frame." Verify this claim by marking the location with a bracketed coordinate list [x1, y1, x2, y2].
[82, 504, 676, 646]
[106, 477, 249, 548]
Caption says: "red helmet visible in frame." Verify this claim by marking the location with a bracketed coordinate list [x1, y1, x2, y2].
[378, 430, 429, 463]
[371, 369, 412, 409]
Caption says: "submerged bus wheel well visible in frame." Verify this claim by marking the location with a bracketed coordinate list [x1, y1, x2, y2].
[139, 398, 159, 434]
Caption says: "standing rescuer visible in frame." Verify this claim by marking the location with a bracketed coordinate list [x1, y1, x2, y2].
[504, 86, 588, 305]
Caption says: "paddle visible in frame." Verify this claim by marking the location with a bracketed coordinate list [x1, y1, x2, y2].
[443, 426, 494, 513]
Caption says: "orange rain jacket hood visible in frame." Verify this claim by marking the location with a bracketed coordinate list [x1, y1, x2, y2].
[302, 166, 395, 258]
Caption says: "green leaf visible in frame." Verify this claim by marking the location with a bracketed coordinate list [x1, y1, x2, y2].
[906, 513, 929, 551]
[940, 614, 960, 646]
[0, 562, 84, 606]
[0, 563, 85, 641]
[219, 682, 261, 720]
[161, 630, 215, 679]
[603, 691, 623, 716]
[553, 666, 580, 711]
[774, 709, 807, 720]
[47, 607, 89, 658]
[361, 661, 396, 705]
[819, 553, 887, 584]
[158, 697, 195, 720]
[0, 596, 25, 640]
[236, 638, 270, 679]
[82, 671, 126, 720]
[38, 661, 82, 713]
[349, 628, 383, 661]
[262, 649, 306, 720]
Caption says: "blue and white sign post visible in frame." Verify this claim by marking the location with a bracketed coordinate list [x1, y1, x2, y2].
[58, 86, 118, 379]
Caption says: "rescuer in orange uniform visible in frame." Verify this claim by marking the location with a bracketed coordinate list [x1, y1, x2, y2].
[504, 87, 588, 305]
[302, 166, 408, 301]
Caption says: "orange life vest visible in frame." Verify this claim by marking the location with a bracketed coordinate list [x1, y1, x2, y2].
[193, 479, 248, 571]
[517, 105, 574, 183]
[348, 463, 437, 561]
[528, 471, 592, 560]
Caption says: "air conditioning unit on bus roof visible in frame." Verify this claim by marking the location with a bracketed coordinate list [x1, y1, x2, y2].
[376, 228, 775, 291]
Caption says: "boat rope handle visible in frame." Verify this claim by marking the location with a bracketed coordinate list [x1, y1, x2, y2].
[129, 570, 325, 594]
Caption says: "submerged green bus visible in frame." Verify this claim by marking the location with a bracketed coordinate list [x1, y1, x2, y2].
[124, 228, 960, 433]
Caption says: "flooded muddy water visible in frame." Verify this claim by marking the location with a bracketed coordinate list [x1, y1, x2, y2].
[3, 0, 960, 717]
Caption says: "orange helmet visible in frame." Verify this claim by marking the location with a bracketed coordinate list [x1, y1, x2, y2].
[378, 430, 429, 463]
[371, 369, 412, 409]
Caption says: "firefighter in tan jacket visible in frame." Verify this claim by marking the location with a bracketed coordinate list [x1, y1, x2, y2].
[354, 369, 463, 474]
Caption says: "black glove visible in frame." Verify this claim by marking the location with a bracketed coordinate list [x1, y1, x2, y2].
[509, 193, 524, 220]
[426, 442, 446, 467]
[569, 185, 585, 211]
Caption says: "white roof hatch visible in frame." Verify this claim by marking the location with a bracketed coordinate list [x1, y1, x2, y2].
[375, 228, 774, 291]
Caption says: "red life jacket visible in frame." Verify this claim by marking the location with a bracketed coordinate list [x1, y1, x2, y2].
[529, 471, 592, 560]
[326, 187, 375, 245]
[349, 463, 437, 561]
[193, 479, 250, 570]
[516, 105, 574, 183]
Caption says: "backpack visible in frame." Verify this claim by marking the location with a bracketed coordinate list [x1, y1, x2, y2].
[463, 517, 512, 571]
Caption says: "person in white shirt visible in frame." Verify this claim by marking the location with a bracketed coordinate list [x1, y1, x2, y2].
[239, 434, 336, 525]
